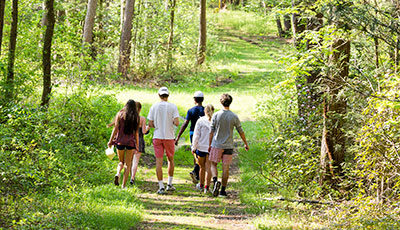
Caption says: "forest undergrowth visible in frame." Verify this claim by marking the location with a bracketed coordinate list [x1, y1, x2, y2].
[1, 6, 400, 229]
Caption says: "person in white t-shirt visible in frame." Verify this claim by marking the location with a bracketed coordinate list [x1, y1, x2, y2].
[147, 87, 180, 194]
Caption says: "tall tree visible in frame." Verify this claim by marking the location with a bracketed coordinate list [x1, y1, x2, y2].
[41, 0, 55, 107]
[83, 0, 97, 44]
[0, 0, 6, 55]
[275, 14, 284, 38]
[197, 0, 206, 65]
[5, 0, 18, 100]
[118, 0, 135, 79]
[320, 38, 350, 181]
[166, 0, 176, 70]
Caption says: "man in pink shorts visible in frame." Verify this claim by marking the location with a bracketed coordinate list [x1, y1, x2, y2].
[148, 87, 180, 194]
[208, 94, 249, 197]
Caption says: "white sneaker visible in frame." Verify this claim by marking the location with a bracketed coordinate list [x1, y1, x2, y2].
[157, 188, 165, 194]
[166, 184, 176, 191]
[204, 188, 210, 194]
[196, 183, 203, 191]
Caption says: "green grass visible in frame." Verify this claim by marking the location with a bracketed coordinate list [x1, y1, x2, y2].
[212, 10, 278, 36]
[6, 185, 143, 229]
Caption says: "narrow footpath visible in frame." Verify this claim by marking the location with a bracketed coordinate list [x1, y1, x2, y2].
[134, 154, 255, 230]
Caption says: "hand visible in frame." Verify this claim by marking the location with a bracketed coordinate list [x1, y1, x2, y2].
[108, 141, 113, 148]
[208, 146, 212, 153]
[244, 144, 249, 151]
[175, 138, 179, 146]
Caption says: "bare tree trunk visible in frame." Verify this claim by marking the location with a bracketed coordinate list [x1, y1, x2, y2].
[197, 0, 206, 65]
[283, 14, 291, 35]
[120, 0, 125, 30]
[275, 14, 284, 38]
[166, 0, 176, 70]
[320, 39, 350, 182]
[118, 0, 135, 79]
[374, 37, 380, 69]
[132, 0, 142, 62]
[41, 2, 48, 26]
[0, 0, 5, 55]
[41, 0, 55, 107]
[83, 0, 97, 44]
[5, 0, 18, 100]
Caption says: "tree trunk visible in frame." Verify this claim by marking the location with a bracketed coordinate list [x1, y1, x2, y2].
[374, 37, 380, 69]
[197, 0, 206, 65]
[166, 0, 176, 70]
[0, 0, 5, 55]
[41, 0, 55, 107]
[5, 0, 18, 101]
[132, 0, 142, 62]
[219, 0, 225, 11]
[275, 14, 283, 38]
[120, 0, 125, 30]
[283, 14, 291, 35]
[118, 0, 135, 79]
[83, 0, 97, 44]
[320, 39, 350, 182]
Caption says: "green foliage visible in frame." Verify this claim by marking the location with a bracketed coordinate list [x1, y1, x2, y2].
[0, 92, 126, 228]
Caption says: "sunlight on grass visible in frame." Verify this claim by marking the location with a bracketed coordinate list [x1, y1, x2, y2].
[211, 10, 277, 36]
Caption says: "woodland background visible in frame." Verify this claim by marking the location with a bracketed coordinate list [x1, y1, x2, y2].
[1, 0, 400, 228]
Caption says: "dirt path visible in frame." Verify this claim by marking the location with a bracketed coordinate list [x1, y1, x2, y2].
[134, 153, 256, 230]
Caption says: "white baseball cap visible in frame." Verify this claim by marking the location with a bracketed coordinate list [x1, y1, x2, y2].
[158, 87, 169, 95]
[193, 91, 204, 98]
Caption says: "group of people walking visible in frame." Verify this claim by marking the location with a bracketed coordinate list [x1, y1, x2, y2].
[108, 87, 249, 197]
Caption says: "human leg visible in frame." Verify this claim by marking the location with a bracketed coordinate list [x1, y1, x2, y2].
[205, 155, 212, 189]
[131, 152, 142, 183]
[153, 139, 165, 193]
[122, 149, 134, 188]
[197, 155, 206, 187]
[221, 161, 230, 187]
[115, 148, 126, 185]
[164, 139, 176, 191]
[220, 154, 233, 197]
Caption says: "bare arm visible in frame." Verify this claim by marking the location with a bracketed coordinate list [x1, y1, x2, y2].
[208, 130, 214, 153]
[108, 115, 120, 148]
[135, 129, 139, 151]
[149, 120, 155, 128]
[173, 117, 179, 126]
[239, 131, 249, 151]
[175, 120, 189, 145]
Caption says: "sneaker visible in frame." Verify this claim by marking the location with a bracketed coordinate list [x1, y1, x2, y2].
[219, 190, 227, 198]
[157, 188, 165, 195]
[130, 178, 135, 185]
[195, 183, 203, 191]
[114, 176, 119, 186]
[166, 184, 176, 191]
[204, 188, 210, 194]
[190, 171, 198, 184]
[212, 181, 221, 197]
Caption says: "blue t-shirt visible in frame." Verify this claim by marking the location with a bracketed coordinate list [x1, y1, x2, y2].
[186, 105, 205, 132]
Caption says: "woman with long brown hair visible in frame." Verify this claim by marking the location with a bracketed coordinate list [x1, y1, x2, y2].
[108, 99, 139, 189]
